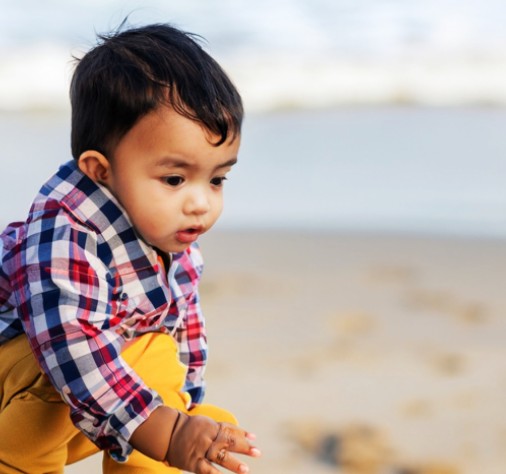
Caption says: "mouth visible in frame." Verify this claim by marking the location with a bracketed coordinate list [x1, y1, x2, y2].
[175, 226, 205, 244]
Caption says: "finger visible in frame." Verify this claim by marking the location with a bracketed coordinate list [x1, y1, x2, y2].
[245, 433, 261, 457]
[196, 457, 225, 474]
[206, 447, 250, 474]
[213, 424, 253, 455]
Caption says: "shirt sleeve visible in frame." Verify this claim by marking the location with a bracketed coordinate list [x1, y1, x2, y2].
[170, 244, 207, 404]
[0, 224, 23, 342]
[17, 217, 163, 462]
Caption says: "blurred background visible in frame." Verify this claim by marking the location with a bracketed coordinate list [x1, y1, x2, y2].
[1, 1, 505, 473]
[1, 0, 506, 235]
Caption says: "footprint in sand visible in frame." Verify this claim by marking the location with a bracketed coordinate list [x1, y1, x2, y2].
[403, 288, 489, 324]
[286, 420, 460, 473]
[286, 421, 392, 472]
[366, 264, 419, 285]
[329, 311, 377, 336]
[429, 352, 467, 376]
[395, 463, 460, 474]
[366, 265, 490, 325]
[400, 398, 434, 418]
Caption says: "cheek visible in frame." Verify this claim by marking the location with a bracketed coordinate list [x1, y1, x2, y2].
[212, 196, 224, 220]
[213, 192, 224, 208]
[121, 189, 161, 232]
[131, 208, 164, 243]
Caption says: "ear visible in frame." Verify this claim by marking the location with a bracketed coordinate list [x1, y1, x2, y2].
[78, 150, 111, 185]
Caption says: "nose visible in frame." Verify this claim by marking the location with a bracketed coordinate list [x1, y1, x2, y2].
[183, 186, 211, 216]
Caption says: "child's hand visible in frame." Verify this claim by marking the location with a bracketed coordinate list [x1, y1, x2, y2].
[166, 413, 261, 473]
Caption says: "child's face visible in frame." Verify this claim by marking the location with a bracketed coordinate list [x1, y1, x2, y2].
[101, 105, 239, 254]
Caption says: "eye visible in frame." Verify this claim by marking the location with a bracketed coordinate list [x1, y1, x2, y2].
[210, 176, 227, 187]
[164, 176, 184, 187]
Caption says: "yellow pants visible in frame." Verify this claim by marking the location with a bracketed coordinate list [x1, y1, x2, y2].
[0, 333, 236, 474]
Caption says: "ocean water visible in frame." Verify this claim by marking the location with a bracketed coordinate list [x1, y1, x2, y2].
[2, 0, 506, 111]
[0, 2, 505, 237]
[230, 107, 506, 237]
[1, 107, 505, 238]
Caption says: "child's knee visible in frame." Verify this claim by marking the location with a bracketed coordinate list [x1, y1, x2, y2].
[0, 335, 41, 410]
[0, 389, 76, 472]
[102, 449, 182, 474]
[121, 333, 188, 410]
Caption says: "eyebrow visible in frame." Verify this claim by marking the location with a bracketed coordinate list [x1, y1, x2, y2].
[215, 157, 238, 170]
[155, 157, 238, 170]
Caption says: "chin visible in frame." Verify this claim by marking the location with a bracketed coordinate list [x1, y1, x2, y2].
[165, 242, 191, 254]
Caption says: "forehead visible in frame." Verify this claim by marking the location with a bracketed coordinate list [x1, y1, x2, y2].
[111, 105, 240, 166]
[130, 105, 237, 143]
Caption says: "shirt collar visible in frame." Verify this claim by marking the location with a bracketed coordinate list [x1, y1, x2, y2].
[39, 160, 134, 237]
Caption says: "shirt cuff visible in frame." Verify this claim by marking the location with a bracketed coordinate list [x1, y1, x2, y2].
[103, 391, 164, 463]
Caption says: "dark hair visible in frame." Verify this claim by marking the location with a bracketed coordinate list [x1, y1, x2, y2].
[70, 23, 243, 159]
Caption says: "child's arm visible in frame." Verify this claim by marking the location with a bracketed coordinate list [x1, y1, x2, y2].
[130, 406, 261, 473]
[18, 223, 167, 461]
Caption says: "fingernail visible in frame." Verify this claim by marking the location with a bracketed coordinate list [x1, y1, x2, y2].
[246, 432, 256, 441]
[251, 447, 262, 457]
[239, 464, 249, 473]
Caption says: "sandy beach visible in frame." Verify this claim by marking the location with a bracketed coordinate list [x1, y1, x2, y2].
[66, 229, 506, 474]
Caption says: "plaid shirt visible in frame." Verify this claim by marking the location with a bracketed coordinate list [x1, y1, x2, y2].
[0, 160, 207, 461]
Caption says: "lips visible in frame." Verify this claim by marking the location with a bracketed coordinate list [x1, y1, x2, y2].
[175, 226, 204, 244]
